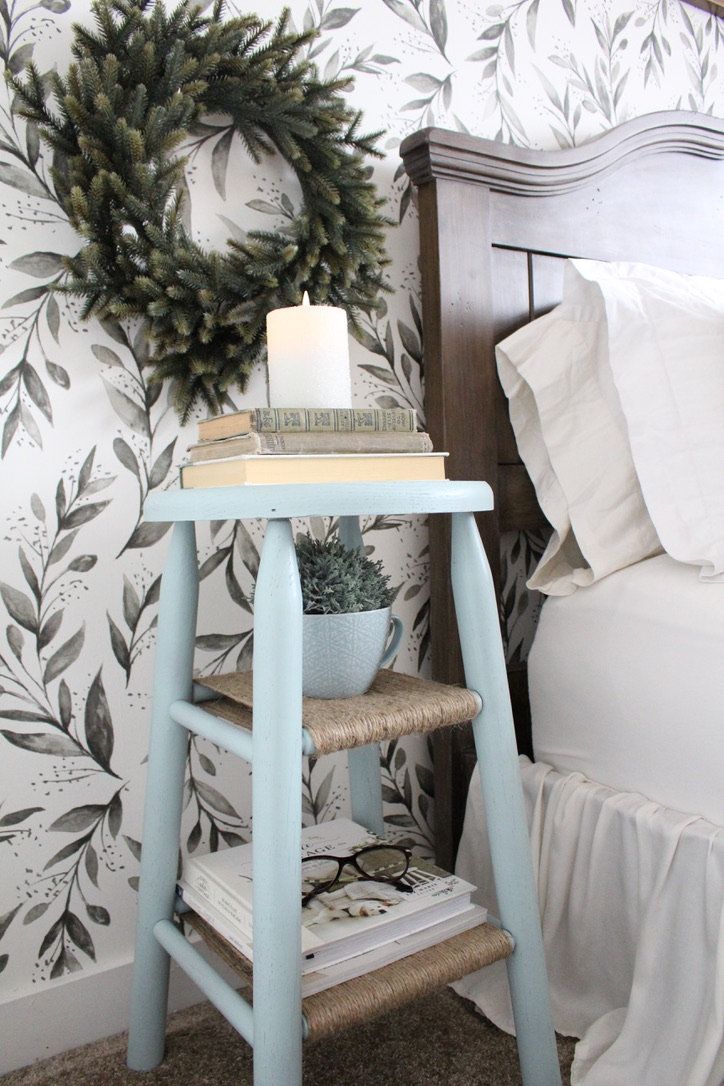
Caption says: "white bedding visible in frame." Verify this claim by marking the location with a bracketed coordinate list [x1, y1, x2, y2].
[454, 554, 724, 1086]
[530, 553, 724, 825]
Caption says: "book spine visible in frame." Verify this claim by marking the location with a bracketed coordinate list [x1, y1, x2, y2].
[178, 887, 255, 962]
[192, 431, 433, 459]
[180, 874, 252, 930]
[253, 407, 417, 433]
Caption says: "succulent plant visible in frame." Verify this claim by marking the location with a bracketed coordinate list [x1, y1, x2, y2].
[295, 535, 393, 615]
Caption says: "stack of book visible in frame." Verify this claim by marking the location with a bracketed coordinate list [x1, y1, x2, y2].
[177, 817, 487, 996]
[180, 406, 447, 488]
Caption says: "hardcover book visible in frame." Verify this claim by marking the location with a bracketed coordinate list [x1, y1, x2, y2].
[178, 818, 477, 968]
[188, 430, 434, 461]
[197, 407, 418, 442]
[179, 452, 447, 489]
[181, 890, 488, 996]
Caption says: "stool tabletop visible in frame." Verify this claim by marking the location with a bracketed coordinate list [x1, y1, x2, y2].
[144, 479, 493, 522]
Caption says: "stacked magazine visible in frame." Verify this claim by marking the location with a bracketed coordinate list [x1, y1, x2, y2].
[177, 818, 486, 996]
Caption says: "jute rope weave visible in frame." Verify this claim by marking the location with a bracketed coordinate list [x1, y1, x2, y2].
[196, 669, 481, 755]
[183, 913, 513, 1042]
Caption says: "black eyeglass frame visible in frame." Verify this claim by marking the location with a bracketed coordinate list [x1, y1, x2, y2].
[301, 844, 413, 906]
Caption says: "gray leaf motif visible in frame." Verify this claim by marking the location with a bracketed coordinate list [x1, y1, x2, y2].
[84, 670, 114, 773]
[67, 555, 97, 573]
[108, 614, 131, 677]
[102, 380, 149, 438]
[66, 912, 95, 960]
[92, 345, 125, 368]
[49, 804, 107, 833]
[0, 162, 48, 201]
[405, 73, 442, 93]
[46, 295, 61, 343]
[58, 680, 72, 729]
[0, 583, 37, 633]
[46, 361, 69, 389]
[77, 447, 95, 492]
[22, 902, 50, 924]
[194, 781, 241, 820]
[22, 364, 52, 423]
[211, 128, 233, 201]
[235, 521, 260, 578]
[148, 438, 177, 489]
[321, 7, 359, 29]
[9, 252, 66, 278]
[0, 731, 84, 756]
[61, 501, 111, 531]
[3, 285, 48, 308]
[0, 807, 43, 828]
[30, 493, 46, 521]
[43, 625, 85, 685]
[0, 904, 22, 941]
[86, 903, 110, 926]
[18, 547, 40, 602]
[48, 528, 80, 567]
[122, 577, 141, 629]
[382, 0, 427, 34]
[123, 521, 170, 550]
[113, 437, 141, 479]
[108, 792, 122, 838]
[430, 0, 448, 55]
[2, 405, 18, 456]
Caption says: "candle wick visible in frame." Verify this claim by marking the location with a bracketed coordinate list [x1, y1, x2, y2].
[302, 290, 310, 306]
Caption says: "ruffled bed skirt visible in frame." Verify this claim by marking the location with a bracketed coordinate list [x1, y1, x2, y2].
[452, 758, 724, 1086]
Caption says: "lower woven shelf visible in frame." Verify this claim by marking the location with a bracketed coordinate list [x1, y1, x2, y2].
[184, 911, 513, 1041]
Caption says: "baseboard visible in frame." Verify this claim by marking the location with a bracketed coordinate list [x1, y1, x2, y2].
[0, 945, 242, 1075]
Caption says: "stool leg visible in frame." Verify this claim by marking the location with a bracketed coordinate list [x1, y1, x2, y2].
[338, 516, 385, 836]
[127, 521, 199, 1070]
[450, 513, 561, 1086]
[252, 518, 303, 1086]
[348, 744, 385, 835]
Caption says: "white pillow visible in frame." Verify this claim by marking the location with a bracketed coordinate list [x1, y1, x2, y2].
[569, 259, 724, 581]
[496, 299, 661, 596]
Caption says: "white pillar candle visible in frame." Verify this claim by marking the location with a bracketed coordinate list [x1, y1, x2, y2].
[266, 292, 352, 408]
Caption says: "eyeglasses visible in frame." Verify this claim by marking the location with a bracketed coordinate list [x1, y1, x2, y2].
[302, 844, 413, 906]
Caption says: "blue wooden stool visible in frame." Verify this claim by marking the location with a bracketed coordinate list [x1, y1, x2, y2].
[126, 480, 561, 1086]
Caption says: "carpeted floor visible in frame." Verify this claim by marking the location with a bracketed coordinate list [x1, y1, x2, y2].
[1, 990, 574, 1086]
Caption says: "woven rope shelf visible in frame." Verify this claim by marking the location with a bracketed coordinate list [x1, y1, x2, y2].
[184, 912, 513, 1042]
[195, 669, 480, 755]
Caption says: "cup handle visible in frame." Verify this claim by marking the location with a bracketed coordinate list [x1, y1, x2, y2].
[379, 616, 404, 669]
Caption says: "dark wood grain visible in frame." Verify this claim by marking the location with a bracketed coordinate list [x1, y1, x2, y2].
[401, 111, 724, 870]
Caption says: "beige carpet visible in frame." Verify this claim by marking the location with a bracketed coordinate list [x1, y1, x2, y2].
[1, 990, 574, 1086]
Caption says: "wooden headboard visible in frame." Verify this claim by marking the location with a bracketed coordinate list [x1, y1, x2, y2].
[400, 111, 724, 869]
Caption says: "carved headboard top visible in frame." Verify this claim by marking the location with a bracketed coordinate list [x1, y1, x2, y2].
[401, 111, 724, 192]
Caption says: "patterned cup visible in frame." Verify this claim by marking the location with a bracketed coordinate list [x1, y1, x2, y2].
[302, 607, 403, 699]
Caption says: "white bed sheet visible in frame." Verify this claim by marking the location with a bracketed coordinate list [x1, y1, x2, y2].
[529, 553, 724, 825]
[454, 762, 724, 1086]
[453, 553, 724, 1085]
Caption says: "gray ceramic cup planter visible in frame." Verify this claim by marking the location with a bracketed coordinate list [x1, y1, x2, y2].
[302, 607, 403, 699]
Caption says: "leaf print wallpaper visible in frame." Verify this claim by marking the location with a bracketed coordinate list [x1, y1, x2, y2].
[1, 0, 723, 1065]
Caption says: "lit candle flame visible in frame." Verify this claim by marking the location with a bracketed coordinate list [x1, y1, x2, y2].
[302, 291, 310, 306]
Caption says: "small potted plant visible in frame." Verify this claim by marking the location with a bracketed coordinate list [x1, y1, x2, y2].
[296, 535, 402, 699]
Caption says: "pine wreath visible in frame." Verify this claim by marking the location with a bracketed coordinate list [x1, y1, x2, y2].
[12, 0, 389, 419]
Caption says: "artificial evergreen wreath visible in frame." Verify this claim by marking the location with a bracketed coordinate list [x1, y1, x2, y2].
[12, 0, 389, 419]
